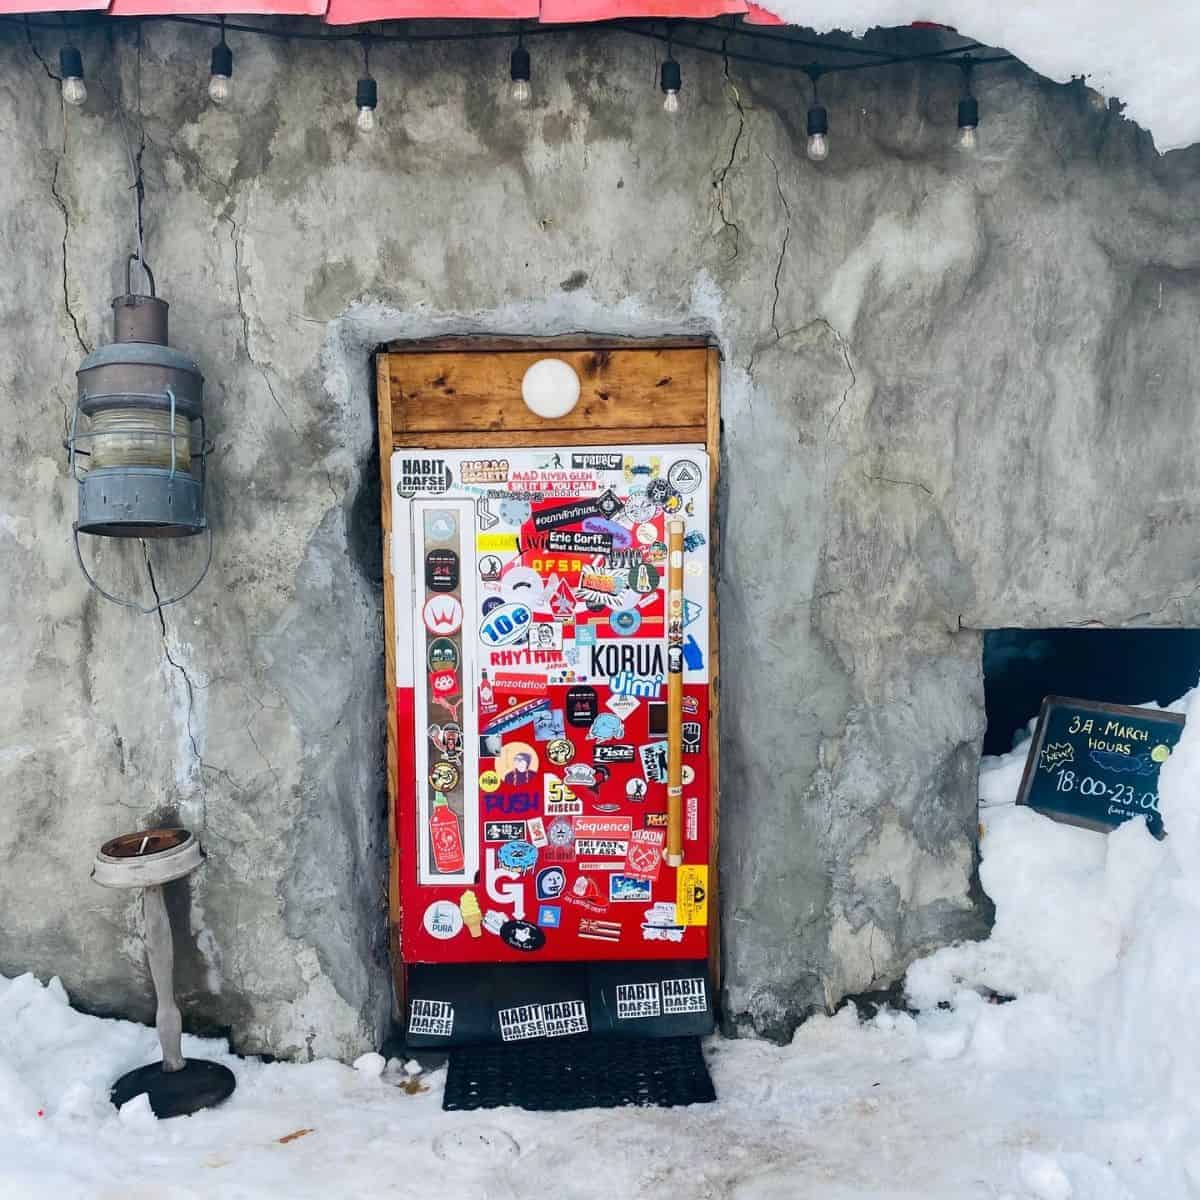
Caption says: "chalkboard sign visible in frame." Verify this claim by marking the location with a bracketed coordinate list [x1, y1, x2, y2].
[1016, 696, 1185, 838]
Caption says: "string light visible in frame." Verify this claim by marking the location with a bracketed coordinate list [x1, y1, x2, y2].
[510, 29, 531, 106]
[208, 17, 233, 106]
[804, 65, 828, 161]
[660, 26, 681, 115]
[13, 14, 1015, 151]
[355, 36, 377, 134]
[59, 44, 87, 107]
[957, 58, 979, 151]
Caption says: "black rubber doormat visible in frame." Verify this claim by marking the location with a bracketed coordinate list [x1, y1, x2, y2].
[443, 1035, 716, 1111]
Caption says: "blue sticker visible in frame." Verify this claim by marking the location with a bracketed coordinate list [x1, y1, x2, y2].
[683, 598, 703, 628]
[682, 634, 704, 671]
[481, 595, 504, 616]
[611, 608, 642, 637]
[574, 624, 597, 647]
[586, 713, 625, 742]
[610, 875, 653, 902]
[537, 904, 562, 928]
[498, 840, 538, 872]
[533, 708, 566, 741]
[536, 865, 567, 899]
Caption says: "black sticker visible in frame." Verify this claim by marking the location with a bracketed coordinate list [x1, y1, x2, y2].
[682, 721, 702, 754]
[547, 529, 613, 554]
[485, 820, 526, 842]
[532, 498, 604, 531]
[572, 452, 623, 471]
[566, 687, 599, 727]
[500, 919, 546, 953]
[425, 548, 459, 593]
[594, 744, 636, 764]
[595, 489, 623, 519]
[646, 478, 671, 506]
[648, 702, 669, 737]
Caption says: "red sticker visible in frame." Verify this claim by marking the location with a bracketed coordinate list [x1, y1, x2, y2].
[624, 828, 665, 881]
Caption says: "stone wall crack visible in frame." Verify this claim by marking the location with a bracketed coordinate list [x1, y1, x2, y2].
[863, 472, 932, 496]
[711, 53, 746, 263]
[765, 151, 791, 342]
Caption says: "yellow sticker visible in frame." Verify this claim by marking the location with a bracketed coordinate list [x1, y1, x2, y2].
[476, 532, 518, 553]
[676, 865, 708, 927]
[479, 770, 501, 793]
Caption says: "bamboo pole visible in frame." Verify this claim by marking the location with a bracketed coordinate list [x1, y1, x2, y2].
[665, 518, 685, 868]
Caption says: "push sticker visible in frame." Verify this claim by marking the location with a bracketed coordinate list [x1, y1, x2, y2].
[408, 998, 454, 1037]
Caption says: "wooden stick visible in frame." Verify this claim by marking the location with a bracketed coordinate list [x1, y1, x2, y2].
[665, 519, 685, 868]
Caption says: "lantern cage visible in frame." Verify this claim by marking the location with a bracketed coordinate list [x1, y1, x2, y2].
[67, 258, 213, 614]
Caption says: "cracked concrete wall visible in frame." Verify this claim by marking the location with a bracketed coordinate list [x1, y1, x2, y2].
[2, 21, 1200, 1057]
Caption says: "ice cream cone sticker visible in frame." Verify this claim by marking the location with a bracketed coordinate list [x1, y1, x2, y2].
[460, 890, 483, 938]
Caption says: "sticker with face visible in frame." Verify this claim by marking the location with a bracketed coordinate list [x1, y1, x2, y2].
[622, 489, 657, 524]
[546, 738, 575, 766]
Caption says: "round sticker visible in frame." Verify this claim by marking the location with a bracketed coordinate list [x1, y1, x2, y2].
[626, 778, 648, 801]
[682, 764, 695, 786]
[479, 554, 503, 581]
[500, 498, 531, 526]
[428, 511, 457, 541]
[479, 601, 533, 647]
[611, 608, 642, 637]
[1151, 744, 1171, 763]
[623, 489, 656, 524]
[423, 594, 463, 636]
[668, 459, 703, 494]
[427, 638, 459, 672]
[481, 595, 504, 616]
[546, 738, 575, 766]
[429, 760, 460, 791]
[500, 919, 545, 953]
[636, 522, 657, 545]
[479, 769, 501, 792]
[423, 900, 463, 940]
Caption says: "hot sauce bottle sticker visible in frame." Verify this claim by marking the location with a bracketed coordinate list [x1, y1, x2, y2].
[430, 791, 465, 873]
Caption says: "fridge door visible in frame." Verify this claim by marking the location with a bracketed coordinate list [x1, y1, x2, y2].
[394, 447, 711, 965]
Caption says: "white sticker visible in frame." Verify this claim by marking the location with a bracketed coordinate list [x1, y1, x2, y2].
[616, 982, 661, 1020]
[423, 901, 463, 940]
[661, 977, 707, 1014]
[409, 998, 454, 1037]
[498, 1001, 589, 1041]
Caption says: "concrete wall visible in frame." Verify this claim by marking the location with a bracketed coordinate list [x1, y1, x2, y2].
[2, 20, 1199, 1057]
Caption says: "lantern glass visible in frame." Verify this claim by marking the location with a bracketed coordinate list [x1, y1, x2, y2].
[88, 408, 192, 471]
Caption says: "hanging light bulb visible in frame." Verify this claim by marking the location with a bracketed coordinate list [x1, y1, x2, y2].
[956, 60, 978, 151]
[208, 20, 233, 106]
[59, 45, 87, 107]
[510, 38, 531, 106]
[804, 66, 827, 161]
[355, 38, 377, 134]
[660, 58, 681, 114]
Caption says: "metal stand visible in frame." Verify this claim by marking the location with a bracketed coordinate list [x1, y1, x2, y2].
[93, 829, 236, 1118]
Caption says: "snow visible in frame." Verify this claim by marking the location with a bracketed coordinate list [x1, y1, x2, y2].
[763, 2, 1200, 152]
[4, 689, 1200, 1197]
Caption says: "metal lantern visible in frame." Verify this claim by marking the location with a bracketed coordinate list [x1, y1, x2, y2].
[68, 259, 211, 612]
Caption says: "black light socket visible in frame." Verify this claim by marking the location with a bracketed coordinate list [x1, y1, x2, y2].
[210, 42, 233, 80]
[807, 104, 828, 137]
[356, 76, 378, 110]
[958, 96, 979, 130]
[510, 45, 531, 84]
[59, 46, 84, 79]
[660, 58, 681, 95]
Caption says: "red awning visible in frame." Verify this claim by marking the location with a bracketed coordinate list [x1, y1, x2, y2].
[2, 0, 787, 21]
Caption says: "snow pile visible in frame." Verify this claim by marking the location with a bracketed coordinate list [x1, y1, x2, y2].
[3, 693, 1200, 1196]
[903, 685, 1200, 1195]
[763, 2, 1200, 151]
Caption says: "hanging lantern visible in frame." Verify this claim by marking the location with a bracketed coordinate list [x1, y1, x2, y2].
[68, 258, 212, 612]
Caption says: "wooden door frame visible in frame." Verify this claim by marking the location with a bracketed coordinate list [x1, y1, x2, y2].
[376, 336, 721, 1017]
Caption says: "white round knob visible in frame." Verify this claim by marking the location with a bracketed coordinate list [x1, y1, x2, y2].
[521, 358, 581, 420]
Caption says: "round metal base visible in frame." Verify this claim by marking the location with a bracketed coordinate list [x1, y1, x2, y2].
[110, 1059, 236, 1118]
